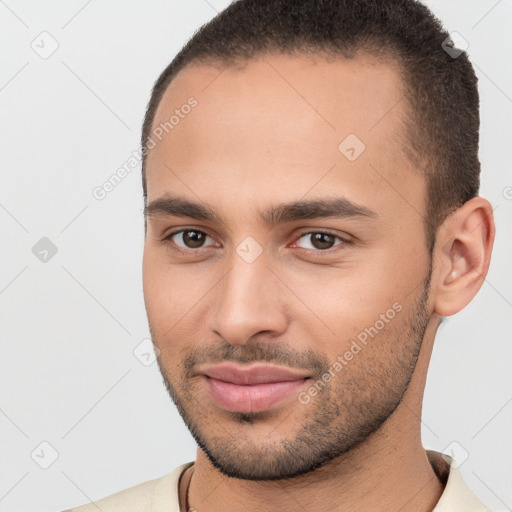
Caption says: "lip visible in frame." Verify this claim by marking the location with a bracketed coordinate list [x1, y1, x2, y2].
[199, 363, 311, 413]
[199, 362, 311, 385]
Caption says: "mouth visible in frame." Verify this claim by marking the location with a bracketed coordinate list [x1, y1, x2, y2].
[198, 362, 312, 413]
[202, 375, 311, 413]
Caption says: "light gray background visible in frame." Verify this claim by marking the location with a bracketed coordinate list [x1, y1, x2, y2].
[0, 1, 511, 511]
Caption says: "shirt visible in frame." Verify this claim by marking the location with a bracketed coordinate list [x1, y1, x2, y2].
[62, 450, 491, 511]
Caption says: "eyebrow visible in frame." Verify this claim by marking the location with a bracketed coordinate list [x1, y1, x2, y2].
[144, 194, 377, 226]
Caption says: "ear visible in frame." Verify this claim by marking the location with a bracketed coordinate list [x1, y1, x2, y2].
[432, 197, 495, 317]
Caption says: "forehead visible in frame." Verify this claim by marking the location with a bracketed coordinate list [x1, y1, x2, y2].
[151, 51, 407, 147]
[145, 52, 424, 224]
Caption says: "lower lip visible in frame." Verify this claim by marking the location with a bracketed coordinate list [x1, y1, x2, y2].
[203, 376, 310, 413]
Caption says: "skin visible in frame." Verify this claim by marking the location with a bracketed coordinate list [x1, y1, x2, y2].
[142, 52, 495, 512]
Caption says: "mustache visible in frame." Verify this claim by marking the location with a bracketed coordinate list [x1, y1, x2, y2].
[180, 339, 328, 378]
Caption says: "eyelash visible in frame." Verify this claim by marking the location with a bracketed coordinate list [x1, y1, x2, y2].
[161, 228, 351, 255]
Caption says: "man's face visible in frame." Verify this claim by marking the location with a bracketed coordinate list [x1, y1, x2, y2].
[142, 53, 433, 480]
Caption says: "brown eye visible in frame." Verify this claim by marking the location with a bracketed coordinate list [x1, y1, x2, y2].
[165, 229, 214, 250]
[294, 232, 346, 251]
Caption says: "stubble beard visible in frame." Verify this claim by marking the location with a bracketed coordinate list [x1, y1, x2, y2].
[153, 266, 432, 481]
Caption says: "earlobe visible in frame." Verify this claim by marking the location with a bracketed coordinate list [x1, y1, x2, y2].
[432, 197, 495, 317]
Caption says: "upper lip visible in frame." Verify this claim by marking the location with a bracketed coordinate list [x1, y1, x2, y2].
[199, 363, 311, 385]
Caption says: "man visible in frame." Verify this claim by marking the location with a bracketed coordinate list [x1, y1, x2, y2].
[65, 0, 495, 510]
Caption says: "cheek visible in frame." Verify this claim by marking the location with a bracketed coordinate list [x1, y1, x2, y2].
[143, 247, 191, 310]
[142, 249, 163, 317]
[142, 248, 215, 341]
[295, 250, 424, 352]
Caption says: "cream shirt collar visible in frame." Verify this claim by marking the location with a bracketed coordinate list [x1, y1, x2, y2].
[427, 450, 490, 511]
[158, 450, 490, 512]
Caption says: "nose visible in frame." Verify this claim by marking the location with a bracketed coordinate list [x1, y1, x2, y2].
[208, 246, 288, 346]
